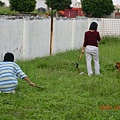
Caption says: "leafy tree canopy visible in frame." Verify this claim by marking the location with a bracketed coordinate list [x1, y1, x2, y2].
[45, 0, 72, 11]
[9, 0, 36, 13]
[81, 0, 115, 18]
[0, 1, 5, 6]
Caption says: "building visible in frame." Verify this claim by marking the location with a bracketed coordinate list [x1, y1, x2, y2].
[1, 0, 9, 6]
[71, 0, 81, 8]
[115, 5, 120, 18]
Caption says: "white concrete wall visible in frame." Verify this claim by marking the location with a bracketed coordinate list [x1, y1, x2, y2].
[52, 18, 88, 54]
[0, 18, 23, 60]
[0, 17, 120, 61]
[28, 19, 51, 58]
[100, 18, 120, 36]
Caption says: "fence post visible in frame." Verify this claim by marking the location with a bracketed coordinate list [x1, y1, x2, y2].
[50, 9, 54, 55]
[71, 19, 75, 50]
[22, 17, 29, 59]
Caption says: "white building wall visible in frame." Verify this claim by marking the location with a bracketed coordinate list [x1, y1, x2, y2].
[1, 0, 9, 6]
[35, 0, 47, 9]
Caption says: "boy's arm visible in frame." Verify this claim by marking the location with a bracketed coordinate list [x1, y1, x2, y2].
[23, 76, 36, 87]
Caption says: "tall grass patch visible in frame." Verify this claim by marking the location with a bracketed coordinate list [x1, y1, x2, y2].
[0, 36, 120, 120]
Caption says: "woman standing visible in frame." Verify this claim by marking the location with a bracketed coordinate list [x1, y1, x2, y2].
[82, 22, 101, 76]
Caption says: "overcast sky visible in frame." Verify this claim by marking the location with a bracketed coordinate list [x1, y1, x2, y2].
[113, 0, 120, 5]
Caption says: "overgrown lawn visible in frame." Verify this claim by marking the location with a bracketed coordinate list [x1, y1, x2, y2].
[0, 36, 120, 120]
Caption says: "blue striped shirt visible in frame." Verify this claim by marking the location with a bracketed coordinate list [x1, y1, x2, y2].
[0, 62, 26, 92]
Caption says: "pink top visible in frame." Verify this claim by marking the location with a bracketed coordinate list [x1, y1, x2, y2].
[83, 31, 101, 47]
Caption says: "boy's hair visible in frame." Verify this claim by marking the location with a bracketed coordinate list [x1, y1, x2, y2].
[89, 22, 98, 31]
[3, 52, 14, 62]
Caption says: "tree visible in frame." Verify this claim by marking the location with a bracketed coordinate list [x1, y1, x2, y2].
[9, 0, 36, 13]
[45, 0, 72, 11]
[81, 0, 115, 18]
[0, 1, 5, 6]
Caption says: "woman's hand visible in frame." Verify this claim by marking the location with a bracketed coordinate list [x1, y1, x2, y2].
[81, 47, 85, 53]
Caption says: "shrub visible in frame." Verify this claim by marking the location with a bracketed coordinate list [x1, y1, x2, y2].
[81, 0, 114, 18]
[100, 36, 120, 45]
[9, 0, 36, 13]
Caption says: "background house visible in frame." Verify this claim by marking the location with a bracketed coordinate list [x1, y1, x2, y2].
[115, 5, 120, 18]
[1, 0, 9, 6]
[71, 0, 81, 8]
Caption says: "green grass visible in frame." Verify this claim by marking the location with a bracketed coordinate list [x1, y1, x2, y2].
[1, 36, 120, 120]
[0, 7, 19, 15]
[0, 6, 45, 15]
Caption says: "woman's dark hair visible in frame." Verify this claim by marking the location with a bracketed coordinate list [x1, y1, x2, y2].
[3, 52, 14, 62]
[89, 22, 98, 31]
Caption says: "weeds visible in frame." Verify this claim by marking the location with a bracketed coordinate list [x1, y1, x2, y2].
[100, 35, 120, 45]
[0, 36, 120, 119]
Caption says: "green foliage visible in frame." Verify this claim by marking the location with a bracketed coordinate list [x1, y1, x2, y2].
[81, 0, 115, 18]
[45, 0, 72, 10]
[1, 36, 120, 119]
[9, 0, 36, 13]
[0, 1, 5, 6]
[100, 35, 120, 45]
